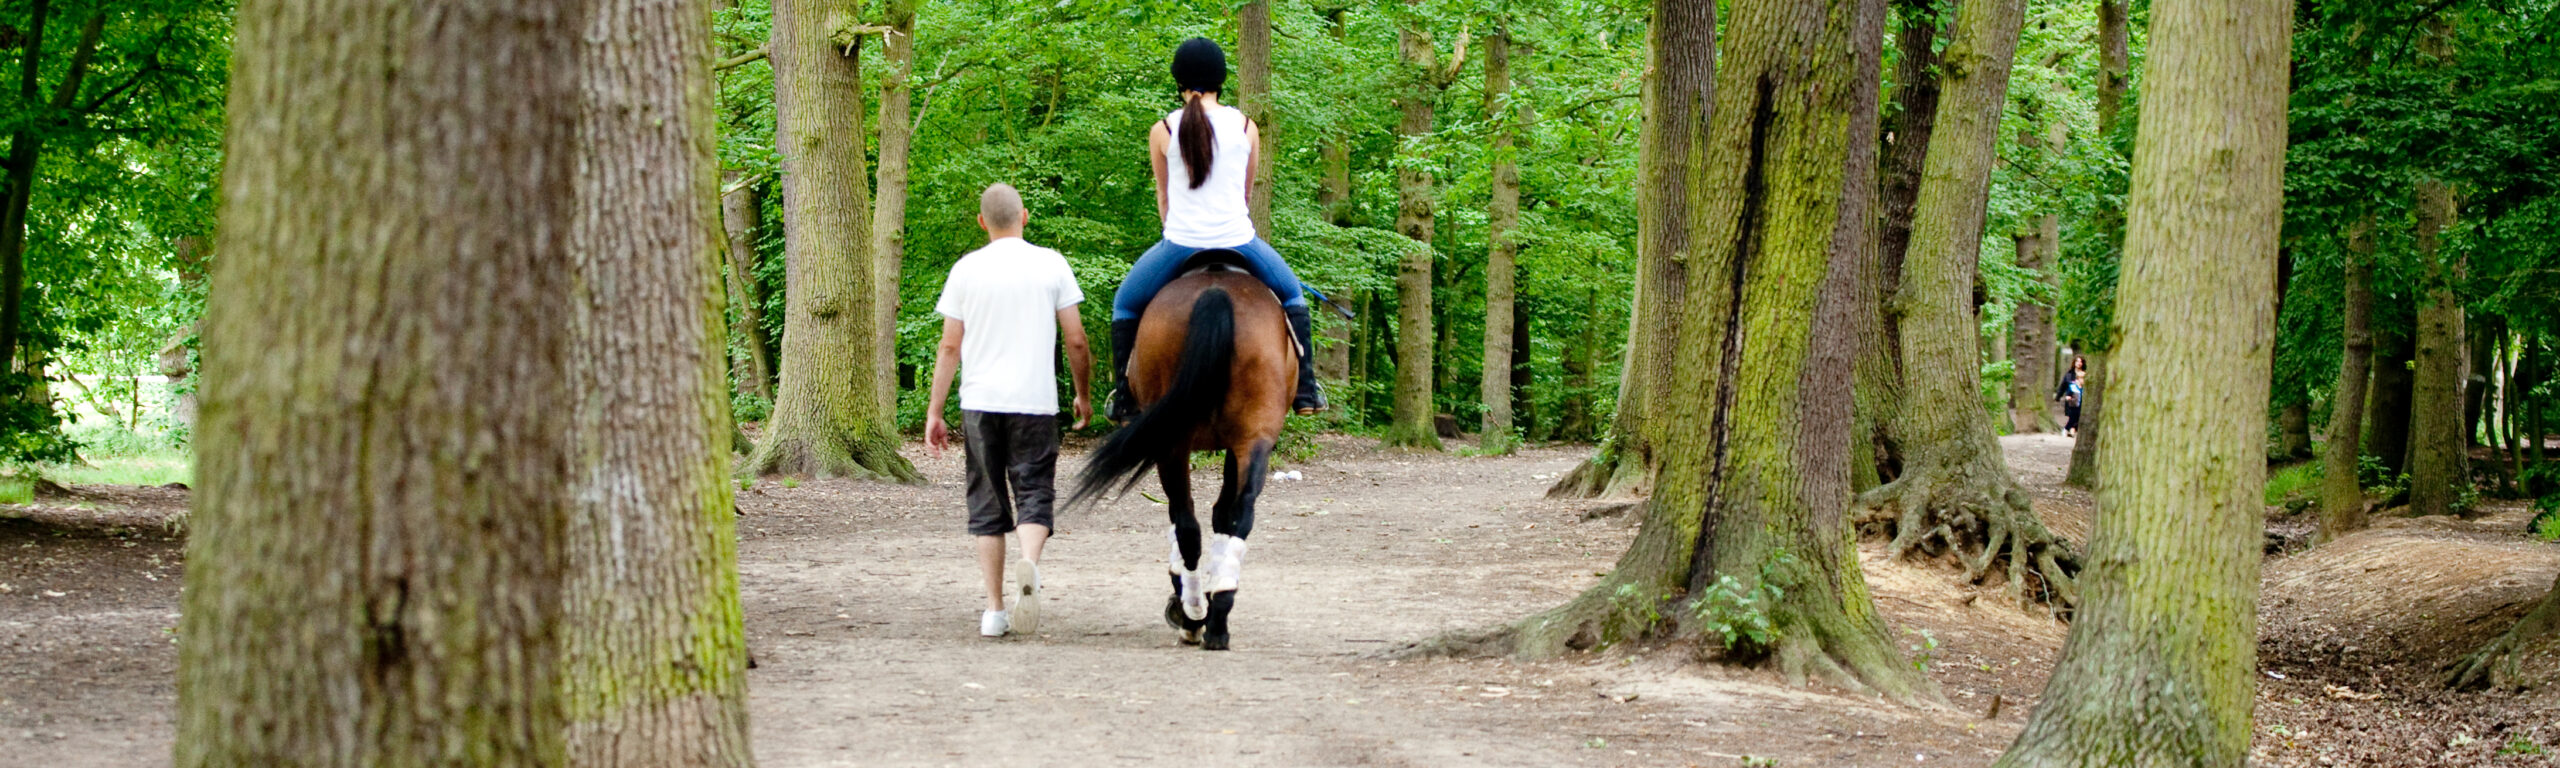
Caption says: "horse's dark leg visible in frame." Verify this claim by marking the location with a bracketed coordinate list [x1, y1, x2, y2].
[1202, 440, 1274, 652]
[1159, 449, 1209, 624]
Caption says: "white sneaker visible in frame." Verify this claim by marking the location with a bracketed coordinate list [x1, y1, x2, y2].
[1011, 559, 1042, 636]
[980, 609, 1009, 638]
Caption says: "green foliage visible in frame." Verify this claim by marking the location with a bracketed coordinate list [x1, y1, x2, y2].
[2265, 461, 2322, 508]
[1979, 359, 2015, 427]
[2499, 737, 2547, 756]
[731, 391, 772, 425]
[0, 476, 28, 505]
[1691, 551, 1795, 656]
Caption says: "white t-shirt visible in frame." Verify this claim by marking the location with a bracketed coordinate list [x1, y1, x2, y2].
[1161, 105, 1257, 248]
[934, 237, 1084, 415]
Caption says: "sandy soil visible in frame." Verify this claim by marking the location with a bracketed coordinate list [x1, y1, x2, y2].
[4, 432, 2557, 766]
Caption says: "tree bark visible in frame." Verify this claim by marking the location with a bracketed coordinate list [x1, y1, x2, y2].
[174, 0, 581, 762]
[721, 172, 775, 402]
[2368, 319, 2416, 474]
[2406, 179, 2468, 517]
[1548, 0, 1710, 498]
[2319, 214, 2376, 541]
[1878, 0, 1945, 326]
[1384, 7, 1443, 450]
[1994, 0, 2289, 760]
[1857, 0, 2078, 609]
[2009, 218, 2057, 434]
[870, 0, 918, 423]
[2096, 0, 2131, 133]
[1442, 0, 1931, 702]
[1478, 28, 1521, 454]
[562, 0, 755, 760]
[749, 1, 919, 481]
[1239, 0, 1275, 237]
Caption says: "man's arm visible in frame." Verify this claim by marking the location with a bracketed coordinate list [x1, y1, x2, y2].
[924, 317, 965, 458]
[1057, 306, 1093, 429]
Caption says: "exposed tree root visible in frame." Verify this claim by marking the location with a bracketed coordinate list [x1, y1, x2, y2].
[1856, 467, 2081, 612]
[1547, 444, 1652, 499]
[2445, 575, 2560, 691]
[743, 429, 921, 483]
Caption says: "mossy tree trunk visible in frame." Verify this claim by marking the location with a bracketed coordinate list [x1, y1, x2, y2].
[2406, 179, 2468, 517]
[2319, 214, 2376, 541]
[1855, 0, 2080, 609]
[1384, 5, 1446, 450]
[1478, 28, 1521, 454]
[1455, 0, 1932, 702]
[750, 0, 920, 482]
[562, 0, 756, 762]
[1994, 0, 2289, 760]
[2063, 0, 2134, 492]
[1239, 0, 1275, 237]
[869, 0, 918, 423]
[1548, 0, 1709, 497]
[721, 171, 775, 403]
[175, 0, 580, 762]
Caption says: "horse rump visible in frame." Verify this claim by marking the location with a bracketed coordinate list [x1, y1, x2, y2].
[1066, 287, 1236, 509]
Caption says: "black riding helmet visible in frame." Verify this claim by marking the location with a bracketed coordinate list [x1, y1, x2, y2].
[1171, 37, 1226, 93]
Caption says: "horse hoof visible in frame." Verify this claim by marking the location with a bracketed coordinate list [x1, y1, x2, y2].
[1201, 632, 1229, 651]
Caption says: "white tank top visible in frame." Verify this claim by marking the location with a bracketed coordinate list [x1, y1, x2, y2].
[1161, 104, 1257, 248]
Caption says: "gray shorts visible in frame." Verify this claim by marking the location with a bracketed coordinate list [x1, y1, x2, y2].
[962, 410, 1059, 536]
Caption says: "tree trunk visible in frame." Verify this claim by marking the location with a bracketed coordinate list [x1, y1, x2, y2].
[721, 171, 775, 402]
[1510, 303, 1533, 435]
[1548, 0, 1709, 497]
[2065, 351, 2106, 487]
[175, 0, 581, 762]
[870, 0, 917, 423]
[1478, 29, 1521, 454]
[2009, 221, 2056, 434]
[1857, 0, 2078, 610]
[1239, 0, 1275, 237]
[2406, 179, 2467, 517]
[749, 1, 920, 481]
[2319, 215, 2376, 541]
[1994, 0, 2289, 760]
[1, 4, 105, 382]
[2368, 320, 2416, 474]
[563, 0, 755, 759]
[2096, 0, 2131, 133]
[1853, 0, 1946, 492]
[2465, 313, 2499, 450]
[1384, 9, 1443, 450]
[1442, 0, 1930, 702]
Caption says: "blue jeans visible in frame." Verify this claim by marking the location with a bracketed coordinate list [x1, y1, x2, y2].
[1112, 238, 1306, 322]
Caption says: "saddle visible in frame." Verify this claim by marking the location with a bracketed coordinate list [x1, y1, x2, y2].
[1173, 248, 1281, 303]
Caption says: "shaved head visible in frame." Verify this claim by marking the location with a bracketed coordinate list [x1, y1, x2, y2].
[979, 183, 1025, 231]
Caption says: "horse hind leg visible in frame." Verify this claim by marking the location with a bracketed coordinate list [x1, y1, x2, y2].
[1201, 441, 1272, 652]
[1159, 450, 1209, 623]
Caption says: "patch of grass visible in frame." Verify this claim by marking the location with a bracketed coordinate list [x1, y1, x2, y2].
[0, 475, 31, 504]
[2265, 461, 2321, 507]
[40, 452, 191, 487]
[2499, 737, 2546, 756]
[780, 475, 800, 489]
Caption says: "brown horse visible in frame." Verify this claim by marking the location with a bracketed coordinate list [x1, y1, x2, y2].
[1068, 254, 1294, 651]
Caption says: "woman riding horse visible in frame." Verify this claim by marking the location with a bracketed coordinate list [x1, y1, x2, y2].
[1108, 37, 1324, 421]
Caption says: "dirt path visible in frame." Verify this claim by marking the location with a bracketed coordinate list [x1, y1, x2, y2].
[5, 433, 2557, 766]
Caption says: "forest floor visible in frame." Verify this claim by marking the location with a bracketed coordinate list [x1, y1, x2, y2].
[3, 433, 2557, 766]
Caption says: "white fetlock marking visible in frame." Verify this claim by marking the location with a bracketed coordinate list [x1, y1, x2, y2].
[1179, 569, 1209, 620]
[1166, 526, 1186, 574]
[1205, 534, 1248, 592]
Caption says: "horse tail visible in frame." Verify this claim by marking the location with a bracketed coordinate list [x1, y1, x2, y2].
[1069, 288, 1235, 509]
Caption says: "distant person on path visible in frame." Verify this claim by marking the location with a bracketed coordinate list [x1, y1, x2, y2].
[1105, 37, 1324, 421]
[2055, 356, 2087, 438]
[925, 183, 1095, 638]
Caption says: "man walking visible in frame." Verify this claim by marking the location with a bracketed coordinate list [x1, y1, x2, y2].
[925, 183, 1094, 638]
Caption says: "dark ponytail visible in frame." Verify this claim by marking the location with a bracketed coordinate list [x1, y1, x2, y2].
[1178, 94, 1215, 190]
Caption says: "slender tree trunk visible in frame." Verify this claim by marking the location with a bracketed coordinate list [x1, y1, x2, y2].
[2406, 179, 2468, 517]
[1995, 0, 2289, 760]
[1384, 8, 1443, 450]
[1447, 0, 1930, 702]
[2, 4, 105, 380]
[721, 172, 775, 402]
[2096, 0, 2130, 133]
[562, 0, 754, 760]
[1548, 0, 1709, 497]
[749, 2, 919, 481]
[2465, 313, 2499, 450]
[1510, 304, 1533, 434]
[1479, 29, 1521, 453]
[2009, 225, 2055, 434]
[2319, 214, 2376, 541]
[175, 0, 581, 762]
[870, 0, 917, 423]
[1858, 0, 2079, 609]
[2369, 321, 2416, 474]
[1239, 0, 1275, 237]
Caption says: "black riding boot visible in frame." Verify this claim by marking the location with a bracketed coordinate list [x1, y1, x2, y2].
[1284, 305, 1325, 414]
[1108, 318, 1141, 422]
